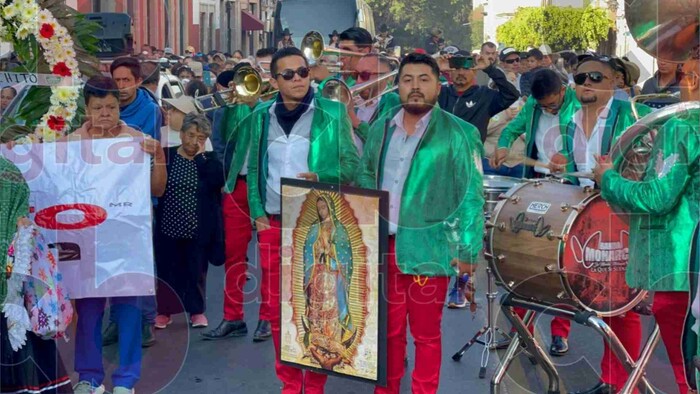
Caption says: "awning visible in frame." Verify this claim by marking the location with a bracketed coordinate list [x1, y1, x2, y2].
[242, 10, 265, 31]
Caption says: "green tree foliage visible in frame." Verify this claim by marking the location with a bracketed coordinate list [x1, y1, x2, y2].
[470, 5, 485, 51]
[367, 0, 473, 50]
[496, 6, 613, 51]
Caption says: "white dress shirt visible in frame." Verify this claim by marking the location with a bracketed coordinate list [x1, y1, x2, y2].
[264, 101, 315, 215]
[534, 111, 563, 174]
[572, 97, 614, 188]
[381, 109, 432, 235]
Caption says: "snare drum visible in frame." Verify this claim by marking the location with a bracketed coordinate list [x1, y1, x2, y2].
[487, 179, 645, 317]
[483, 175, 522, 217]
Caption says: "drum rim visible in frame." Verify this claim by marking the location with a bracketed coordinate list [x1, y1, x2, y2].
[557, 192, 649, 317]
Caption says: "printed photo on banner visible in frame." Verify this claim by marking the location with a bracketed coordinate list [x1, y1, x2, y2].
[1, 137, 155, 299]
[279, 178, 388, 385]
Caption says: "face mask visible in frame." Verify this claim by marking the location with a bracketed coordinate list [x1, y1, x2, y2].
[181, 78, 191, 85]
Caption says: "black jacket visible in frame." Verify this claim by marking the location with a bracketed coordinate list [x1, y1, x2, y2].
[438, 65, 519, 141]
[157, 147, 226, 266]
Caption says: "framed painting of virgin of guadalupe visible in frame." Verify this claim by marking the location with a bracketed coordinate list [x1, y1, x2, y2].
[279, 178, 388, 385]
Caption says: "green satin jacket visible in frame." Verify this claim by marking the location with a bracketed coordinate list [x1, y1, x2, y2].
[558, 99, 652, 185]
[221, 103, 253, 193]
[354, 92, 401, 143]
[601, 115, 700, 291]
[497, 87, 581, 178]
[356, 108, 484, 277]
[246, 96, 360, 221]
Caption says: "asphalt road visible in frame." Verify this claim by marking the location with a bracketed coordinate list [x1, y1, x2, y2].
[57, 238, 682, 393]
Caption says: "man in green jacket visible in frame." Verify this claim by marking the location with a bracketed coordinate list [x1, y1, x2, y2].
[356, 53, 483, 394]
[594, 58, 700, 394]
[246, 47, 360, 393]
[346, 53, 401, 155]
[490, 69, 581, 356]
[491, 69, 581, 179]
[561, 56, 652, 394]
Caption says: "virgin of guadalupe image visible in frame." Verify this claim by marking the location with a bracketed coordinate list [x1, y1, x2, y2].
[301, 194, 357, 370]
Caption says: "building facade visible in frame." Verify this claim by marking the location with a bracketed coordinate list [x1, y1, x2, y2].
[72, 0, 274, 56]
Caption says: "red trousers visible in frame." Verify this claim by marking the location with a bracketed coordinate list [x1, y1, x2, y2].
[514, 308, 570, 337]
[375, 238, 450, 394]
[222, 180, 258, 321]
[652, 291, 691, 394]
[258, 218, 327, 394]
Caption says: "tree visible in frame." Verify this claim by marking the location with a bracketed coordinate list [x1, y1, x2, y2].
[470, 5, 485, 50]
[366, 0, 473, 50]
[496, 6, 613, 52]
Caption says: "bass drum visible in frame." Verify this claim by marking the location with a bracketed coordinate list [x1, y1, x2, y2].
[487, 179, 646, 317]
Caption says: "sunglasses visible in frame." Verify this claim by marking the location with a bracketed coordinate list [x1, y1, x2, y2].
[504, 58, 520, 64]
[275, 66, 310, 80]
[574, 71, 609, 85]
[357, 71, 383, 81]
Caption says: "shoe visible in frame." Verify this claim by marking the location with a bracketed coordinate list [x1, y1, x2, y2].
[73, 381, 106, 394]
[201, 319, 248, 340]
[142, 324, 156, 348]
[190, 314, 208, 328]
[573, 381, 616, 394]
[154, 315, 172, 329]
[253, 320, 272, 342]
[549, 335, 569, 356]
[113, 387, 135, 394]
[102, 321, 118, 346]
[447, 285, 467, 309]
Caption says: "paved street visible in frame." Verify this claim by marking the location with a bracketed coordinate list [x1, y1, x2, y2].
[57, 239, 682, 393]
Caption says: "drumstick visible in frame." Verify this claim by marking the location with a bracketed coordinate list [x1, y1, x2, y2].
[514, 154, 551, 170]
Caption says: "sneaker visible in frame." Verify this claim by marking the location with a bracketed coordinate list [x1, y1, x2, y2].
[190, 314, 208, 328]
[447, 281, 467, 309]
[113, 387, 134, 394]
[73, 381, 106, 394]
[549, 335, 569, 356]
[142, 324, 156, 348]
[102, 321, 118, 346]
[154, 315, 172, 329]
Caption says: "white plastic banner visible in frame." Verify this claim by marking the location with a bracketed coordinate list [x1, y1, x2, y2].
[1, 138, 155, 299]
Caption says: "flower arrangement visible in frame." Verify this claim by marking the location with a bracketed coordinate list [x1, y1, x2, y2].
[1, 0, 82, 142]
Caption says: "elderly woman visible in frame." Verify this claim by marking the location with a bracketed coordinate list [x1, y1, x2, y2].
[154, 113, 224, 330]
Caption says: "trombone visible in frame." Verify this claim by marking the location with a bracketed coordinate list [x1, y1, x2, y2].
[193, 65, 277, 112]
[301, 31, 366, 73]
[322, 70, 399, 107]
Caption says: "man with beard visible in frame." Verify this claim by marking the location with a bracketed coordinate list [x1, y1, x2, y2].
[245, 47, 359, 392]
[357, 53, 484, 394]
[553, 56, 652, 394]
[437, 50, 519, 142]
[476, 42, 499, 86]
[594, 58, 700, 394]
[345, 54, 401, 154]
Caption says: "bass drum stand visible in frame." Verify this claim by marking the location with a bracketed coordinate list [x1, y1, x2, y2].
[490, 293, 661, 394]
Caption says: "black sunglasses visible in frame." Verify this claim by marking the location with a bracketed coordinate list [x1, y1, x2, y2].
[275, 66, 310, 80]
[574, 71, 608, 85]
[504, 58, 520, 64]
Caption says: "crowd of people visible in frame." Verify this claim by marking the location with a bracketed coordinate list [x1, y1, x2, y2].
[0, 20, 699, 394]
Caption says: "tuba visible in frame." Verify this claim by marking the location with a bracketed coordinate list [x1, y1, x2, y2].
[609, 1, 700, 180]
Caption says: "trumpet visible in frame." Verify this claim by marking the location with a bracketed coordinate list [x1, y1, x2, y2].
[301, 31, 367, 73]
[322, 70, 399, 107]
[193, 65, 277, 112]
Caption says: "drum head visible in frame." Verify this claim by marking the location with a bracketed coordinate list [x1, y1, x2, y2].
[561, 197, 645, 316]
